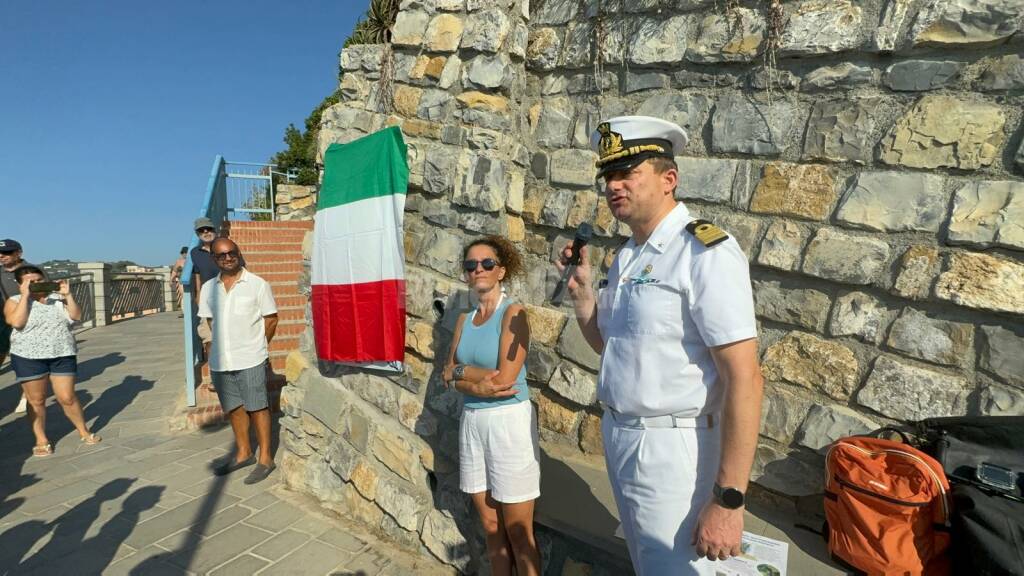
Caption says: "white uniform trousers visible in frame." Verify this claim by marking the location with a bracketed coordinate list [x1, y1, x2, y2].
[602, 412, 722, 576]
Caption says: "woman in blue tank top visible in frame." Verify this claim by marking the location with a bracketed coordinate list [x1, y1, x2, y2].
[443, 235, 541, 575]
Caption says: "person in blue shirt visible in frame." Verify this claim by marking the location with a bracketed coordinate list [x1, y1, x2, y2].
[443, 235, 540, 576]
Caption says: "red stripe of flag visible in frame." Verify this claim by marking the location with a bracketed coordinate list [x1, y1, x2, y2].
[312, 280, 407, 363]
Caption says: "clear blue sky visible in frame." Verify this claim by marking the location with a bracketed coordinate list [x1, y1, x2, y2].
[0, 1, 366, 266]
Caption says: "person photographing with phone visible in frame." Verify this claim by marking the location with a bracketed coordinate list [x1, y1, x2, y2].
[3, 265, 101, 457]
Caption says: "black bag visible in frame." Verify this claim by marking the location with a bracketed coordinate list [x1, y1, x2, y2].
[918, 416, 1024, 576]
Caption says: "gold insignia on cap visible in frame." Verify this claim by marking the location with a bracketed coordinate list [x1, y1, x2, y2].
[685, 219, 729, 248]
[597, 122, 624, 159]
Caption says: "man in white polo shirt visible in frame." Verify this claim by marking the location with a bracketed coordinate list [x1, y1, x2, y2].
[198, 238, 279, 485]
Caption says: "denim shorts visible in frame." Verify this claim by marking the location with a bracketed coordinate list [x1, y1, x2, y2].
[10, 354, 78, 384]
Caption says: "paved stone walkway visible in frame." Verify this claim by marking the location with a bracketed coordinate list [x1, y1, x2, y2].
[0, 313, 449, 576]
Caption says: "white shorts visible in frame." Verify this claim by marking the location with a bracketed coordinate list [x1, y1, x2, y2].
[459, 400, 541, 504]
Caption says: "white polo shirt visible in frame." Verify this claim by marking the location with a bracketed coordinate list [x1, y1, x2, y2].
[597, 203, 757, 417]
[197, 268, 278, 372]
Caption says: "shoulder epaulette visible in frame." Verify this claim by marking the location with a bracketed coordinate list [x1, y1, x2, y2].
[684, 219, 729, 248]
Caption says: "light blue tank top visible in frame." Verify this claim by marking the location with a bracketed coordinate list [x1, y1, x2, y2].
[456, 296, 529, 410]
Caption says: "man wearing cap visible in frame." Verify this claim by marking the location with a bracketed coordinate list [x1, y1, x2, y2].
[189, 218, 245, 354]
[1, 239, 34, 414]
[555, 116, 763, 574]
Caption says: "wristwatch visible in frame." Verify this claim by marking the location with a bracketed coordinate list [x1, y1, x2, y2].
[713, 484, 745, 509]
[452, 364, 466, 382]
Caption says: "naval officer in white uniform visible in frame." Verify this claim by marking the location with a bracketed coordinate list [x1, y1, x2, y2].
[555, 116, 764, 575]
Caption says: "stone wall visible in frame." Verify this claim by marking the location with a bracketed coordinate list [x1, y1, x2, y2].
[275, 184, 318, 221]
[279, 0, 1024, 572]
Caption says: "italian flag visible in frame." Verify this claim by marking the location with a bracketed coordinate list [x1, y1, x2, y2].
[312, 126, 407, 371]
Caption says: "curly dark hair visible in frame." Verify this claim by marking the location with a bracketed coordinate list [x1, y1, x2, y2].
[463, 235, 524, 281]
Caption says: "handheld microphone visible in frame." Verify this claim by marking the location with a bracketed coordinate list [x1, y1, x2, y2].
[551, 223, 593, 306]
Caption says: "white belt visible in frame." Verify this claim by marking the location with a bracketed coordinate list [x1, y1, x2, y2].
[605, 406, 716, 429]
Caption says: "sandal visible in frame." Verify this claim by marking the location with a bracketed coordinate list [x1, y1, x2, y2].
[81, 433, 102, 445]
[32, 443, 53, 457]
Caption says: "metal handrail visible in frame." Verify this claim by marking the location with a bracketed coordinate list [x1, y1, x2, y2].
[52, 272, 96, 328]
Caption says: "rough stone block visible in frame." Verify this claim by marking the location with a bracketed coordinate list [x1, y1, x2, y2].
[454, 153, 507, 213]
[711, 94, 797, 156]
[802, 228, 890, 285]
[303, 378, 347, 434]
[858, 356, 971, 421]
[535, 390, 580, 435]
[878, 95, 1006, 170]
[456, 91, 510, 115]
[540, 189, 575, 228]
[534, 0, 578, 25]
[980, 325, 1024, 386]
[829, 292, 895, 345]
[372, 427, 418, 482]
[977, 54, 1024, 91]
[527, 345, 559, 384]
[717, 213, 763, 261]
[421, 509, 471, 571]
[418, 228, 461, 277]
[910, 0, 1022, 47]
[760, 384, 812, 444]
[524, 304, 567, 347]
[460, 8, 510, 53]
[630, 15, 692, 65]
[422, 145, 458, 195]
[345, 405, 372, 453]
[947, 180, 1024, 250]
[565, 190, 598, 230]
[350, 459, 380, 500]
[579, 412, 604, 455]
[549, 149, 598, 188]
[751, 444, 822, 497]
[424, 13, 464, 52]
[887, 308, 974, 367]
[548, 362, 598, 407]
[753, 280, 831, 332]
[893, 245, 941, 300]
[531, 98, 574, 148]
[355, 374, 399, 415]
[803, 63, 877, 90]
[624, 71, 669, 93]
[757, 220, 807, 271]
[762, 332, 859, 400]
[375, 477, 423, 531]
[392, 10, 430, 46]
[675, 156, 738, 204]
[438, 54, 461, 90]
[836, 171, 947, 233]
[462, 54, 512, 90]
[687, 8, 765, 63]
[750, 163, 838, 221]
[797, 404, 879, 451]
[560, 21, 594, 69]
[527, 28, 560, 70]
[979, 382, 1024, 416]
[416, 89, 454, 122]
[780, 0, 864, 55]
[935, 252, 1024, 315]
[803, 98, 881, 164]
[883, 60, 963, 91]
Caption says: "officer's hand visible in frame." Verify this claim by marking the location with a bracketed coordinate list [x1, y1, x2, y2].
[554, 243, 593, 298]
[692, 500, 743, 561]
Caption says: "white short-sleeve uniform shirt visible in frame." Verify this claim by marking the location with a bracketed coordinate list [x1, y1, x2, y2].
[197, 268, 278, 372]
[597, 203, 757, 418]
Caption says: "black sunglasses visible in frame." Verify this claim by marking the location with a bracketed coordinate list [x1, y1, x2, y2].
[463, 258, 499, 272]
[214, 250, 239, 260]
[196, 227, 215, 234]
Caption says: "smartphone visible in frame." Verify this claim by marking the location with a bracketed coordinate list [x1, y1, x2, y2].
[976, 462, 1017, 492]
[29, 281, 60, 294]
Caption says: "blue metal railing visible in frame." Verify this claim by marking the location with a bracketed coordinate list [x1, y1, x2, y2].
[181, 156, 227, 407]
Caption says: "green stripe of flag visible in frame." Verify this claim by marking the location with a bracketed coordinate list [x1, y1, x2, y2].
[319, 126, 409, 210]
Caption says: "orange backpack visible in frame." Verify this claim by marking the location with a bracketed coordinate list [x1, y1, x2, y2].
[824, 434, 952, 575]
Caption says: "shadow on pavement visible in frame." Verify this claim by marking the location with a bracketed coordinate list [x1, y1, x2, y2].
[82, 375, 156, 436]
[76, 352, 127, 385]
[0, 478, 163, 574]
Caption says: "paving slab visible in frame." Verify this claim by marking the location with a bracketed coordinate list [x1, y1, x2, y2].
[266, 538, 353, 575]
[210, 553, 270, 576]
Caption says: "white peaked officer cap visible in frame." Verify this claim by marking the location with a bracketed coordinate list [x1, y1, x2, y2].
[589, 115, 689, 177]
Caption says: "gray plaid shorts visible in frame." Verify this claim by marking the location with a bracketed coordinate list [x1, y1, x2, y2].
[211, 362, 268, 413]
